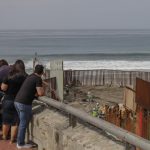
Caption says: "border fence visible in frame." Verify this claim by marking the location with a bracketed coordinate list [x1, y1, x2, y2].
[64, 69, 150, 88]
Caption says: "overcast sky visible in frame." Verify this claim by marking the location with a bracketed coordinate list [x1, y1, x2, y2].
[0, 0, 150, 29]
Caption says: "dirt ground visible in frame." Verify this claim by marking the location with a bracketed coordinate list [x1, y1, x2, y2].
[64, 86, 124, 113]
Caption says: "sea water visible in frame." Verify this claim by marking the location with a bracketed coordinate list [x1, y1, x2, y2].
[0, 29, 150, 71]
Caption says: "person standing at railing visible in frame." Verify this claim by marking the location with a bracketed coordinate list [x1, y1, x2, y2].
[0, 59, 11, 129]
[1, 60, 27, 143]
[0, 59, 10, 99]
[14, 64, 45, 149]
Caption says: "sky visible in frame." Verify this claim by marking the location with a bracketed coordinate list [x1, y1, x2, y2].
[0, 0, 150, 29]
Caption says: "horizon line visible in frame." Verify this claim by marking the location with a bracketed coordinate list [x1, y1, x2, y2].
[0, 28, 150, 31]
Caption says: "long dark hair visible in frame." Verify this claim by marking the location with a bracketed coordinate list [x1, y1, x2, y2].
[0, 59, 8, 67]
[8, 60, 26, 78]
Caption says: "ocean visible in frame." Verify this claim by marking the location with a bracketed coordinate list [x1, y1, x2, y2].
[0, 29, 150, 71]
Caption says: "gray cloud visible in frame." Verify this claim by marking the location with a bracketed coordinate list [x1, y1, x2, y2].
[0, 0, 150, 29]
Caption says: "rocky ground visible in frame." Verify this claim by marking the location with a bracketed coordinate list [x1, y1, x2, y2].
[64, 85, 124, 113]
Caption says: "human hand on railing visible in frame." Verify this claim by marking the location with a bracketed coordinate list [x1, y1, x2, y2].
[42, 81, 49, 86]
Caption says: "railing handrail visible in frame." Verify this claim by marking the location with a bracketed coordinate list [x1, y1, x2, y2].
[38, 96, 150, 150]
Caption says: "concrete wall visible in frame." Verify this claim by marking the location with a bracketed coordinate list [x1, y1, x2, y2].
[28, 107, 124, 150]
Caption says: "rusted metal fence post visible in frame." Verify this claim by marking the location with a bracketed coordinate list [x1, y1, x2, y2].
[148, 111, 150, 140]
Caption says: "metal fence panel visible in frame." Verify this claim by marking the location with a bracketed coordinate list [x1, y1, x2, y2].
[136, 78, 150, 110]
[64, 70, 150, 88]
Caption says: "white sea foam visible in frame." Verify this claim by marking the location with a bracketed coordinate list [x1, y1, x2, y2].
[25, 59, 150, 71]
[64, 60, 150, 71]
[25, 59, 34, 69]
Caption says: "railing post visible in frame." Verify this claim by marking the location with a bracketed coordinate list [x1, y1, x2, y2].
[69, 114, 77, 128]
[125, 142, 136, 150]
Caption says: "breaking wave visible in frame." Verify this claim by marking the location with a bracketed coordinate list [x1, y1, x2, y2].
[25, 59, 150, 71]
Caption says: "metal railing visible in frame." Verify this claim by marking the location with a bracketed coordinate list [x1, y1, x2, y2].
[38, 96, 150, 150]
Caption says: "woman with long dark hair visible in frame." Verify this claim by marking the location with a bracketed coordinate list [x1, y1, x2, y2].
[0, 59, 10, 129]
[1, 60, 27, 143]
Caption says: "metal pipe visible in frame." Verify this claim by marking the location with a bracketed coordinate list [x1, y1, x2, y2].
[38, 96, 150, 150]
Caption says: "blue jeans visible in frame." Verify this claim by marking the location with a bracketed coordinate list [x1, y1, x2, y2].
[14, 102, 32, 146]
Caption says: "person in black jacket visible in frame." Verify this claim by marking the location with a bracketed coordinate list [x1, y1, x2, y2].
[1, 60, 27, 143]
